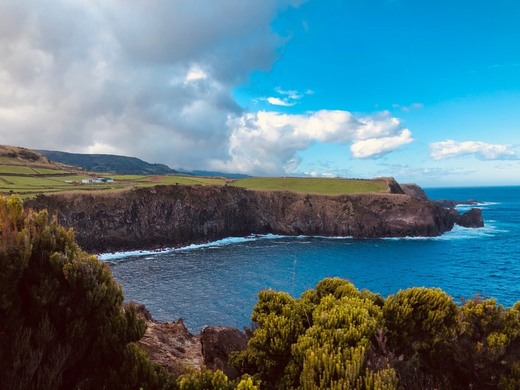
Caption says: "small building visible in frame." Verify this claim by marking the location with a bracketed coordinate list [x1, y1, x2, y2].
[81, 177, 114, 184]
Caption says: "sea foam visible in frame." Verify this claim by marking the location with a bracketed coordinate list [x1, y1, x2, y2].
[98, 233, 288, 261]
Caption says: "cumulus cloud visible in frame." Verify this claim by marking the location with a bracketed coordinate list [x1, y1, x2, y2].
[430, 140, 517, 160]
[212, 110, 413, 175]
[350, 129, 413, 158]
[0, 0, 305, 170]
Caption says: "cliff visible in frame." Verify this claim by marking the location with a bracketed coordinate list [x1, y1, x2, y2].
[26, 182, 482, 253]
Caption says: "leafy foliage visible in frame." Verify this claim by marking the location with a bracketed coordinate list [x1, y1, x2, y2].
[0, 195, 172, 389]
[231, 278, 520, 390]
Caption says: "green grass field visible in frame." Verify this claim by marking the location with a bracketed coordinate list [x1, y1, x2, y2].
[230, 177, 387, 195]
[0, 166, 40, 174]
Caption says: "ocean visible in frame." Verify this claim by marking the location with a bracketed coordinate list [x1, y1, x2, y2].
[104, 186, 520, 332]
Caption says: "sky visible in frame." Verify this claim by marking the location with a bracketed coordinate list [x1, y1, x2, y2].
[1, 0, 519, 187]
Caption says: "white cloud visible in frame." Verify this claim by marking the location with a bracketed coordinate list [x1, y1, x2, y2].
[267, 97, 296, 106]
[430, 140, 517, 160]
[350, 129, 413, 158]
[212, 110, 413, 175]
[185, 65, 208, 82]
[86, 142, 118, 155]
[0, 0, 414, 176]
[265, 87, 313, 106]
[391, 102, 424, 112]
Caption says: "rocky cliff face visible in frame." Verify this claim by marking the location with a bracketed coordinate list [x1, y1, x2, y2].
[400, 183, 430, 201]
[133, 304, 246, 378]
[26, 183, 482, 253]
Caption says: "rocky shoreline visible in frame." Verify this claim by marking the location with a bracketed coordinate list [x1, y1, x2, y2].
[26, 179, 483, 254]
[134, 304, 247, 378]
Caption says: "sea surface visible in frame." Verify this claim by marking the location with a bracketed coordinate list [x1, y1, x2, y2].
[104, 186, 520, 332]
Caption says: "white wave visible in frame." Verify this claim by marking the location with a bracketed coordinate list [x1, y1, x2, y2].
[98, 233, 289, 261]
[98, 248, 175, 261]
[99, 223, 500, 261]
[433, 224, 499, 240]
[455, 201, 499, 212]
[383, 223, 502, 242]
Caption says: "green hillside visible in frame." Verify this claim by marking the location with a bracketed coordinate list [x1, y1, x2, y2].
[38, 150, 179, 175]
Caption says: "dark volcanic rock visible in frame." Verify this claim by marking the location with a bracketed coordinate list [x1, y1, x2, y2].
[455, 208, 484, 228]
[26, 184, 476, 253]
[400, 183, 429, 201]
[201, 327, 247, 379]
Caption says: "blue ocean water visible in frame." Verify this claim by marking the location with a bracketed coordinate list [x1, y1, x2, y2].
[107, 186, 520, 332]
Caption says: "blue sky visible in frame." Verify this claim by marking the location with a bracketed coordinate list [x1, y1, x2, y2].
[1, 0, 519, 186]
[234, 0, 520, 186]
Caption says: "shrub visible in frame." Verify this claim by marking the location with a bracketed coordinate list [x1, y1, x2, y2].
[0, 195, 173, 389]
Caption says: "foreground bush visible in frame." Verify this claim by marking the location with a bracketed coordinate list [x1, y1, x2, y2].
[0, 196, 172, 389]
[232, 278, 520, 389]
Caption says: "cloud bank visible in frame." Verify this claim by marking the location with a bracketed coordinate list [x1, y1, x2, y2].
[430, 140, 517, 160]
[0, 0, 412, 175]
[213, 110, 413, 175]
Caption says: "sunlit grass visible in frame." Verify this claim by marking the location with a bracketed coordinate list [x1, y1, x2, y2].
[230, 177, 387, 195]
[0, 166, 39, 174]
[32, 168, 70, 174]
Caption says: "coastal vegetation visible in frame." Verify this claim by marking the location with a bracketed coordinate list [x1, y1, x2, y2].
[231, 280, 520, 389]
[1, 194, 518, 389]
[0, 195, 175, 389]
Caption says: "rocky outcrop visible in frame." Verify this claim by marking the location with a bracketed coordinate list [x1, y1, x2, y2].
[201, 327, 247, 379]
[138, 318, 204, 375]
[378, 177, 406, 195]
[133, 305, 246, 377]
[400, 183, 429, 201]
[27, 183, 481, 253]
[454, 208, 484, 228]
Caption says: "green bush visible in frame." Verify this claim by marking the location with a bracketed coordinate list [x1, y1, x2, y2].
[232, 278, 397, 389]
[232, 278, 520, 390]
[0, 195, 173, 389]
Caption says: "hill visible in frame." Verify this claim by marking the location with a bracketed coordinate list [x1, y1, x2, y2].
[38, 149, 251, 178]
[0, 145, 64, 169]
[38, 150, 179, 175]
